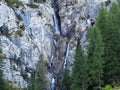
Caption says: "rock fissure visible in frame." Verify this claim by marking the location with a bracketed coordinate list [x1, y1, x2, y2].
[50, 0, 73, 89]
[49, 0, 115, 90]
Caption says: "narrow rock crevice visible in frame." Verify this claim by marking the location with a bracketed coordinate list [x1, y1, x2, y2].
[51, 0, 61, 35]
[50, 0, 73, 89]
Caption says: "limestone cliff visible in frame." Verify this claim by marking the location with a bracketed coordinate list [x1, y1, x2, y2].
[0, 0, 116, 89]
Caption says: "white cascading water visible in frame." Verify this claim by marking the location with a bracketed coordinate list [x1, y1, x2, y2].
[63, 42, 70, 69]
[50, 1, 61, 89]
[53, 14, 60, 35]
[51, 78, 55, 90]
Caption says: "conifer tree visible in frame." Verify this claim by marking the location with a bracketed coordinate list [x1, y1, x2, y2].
[95, 4, 107, 35]
[36, 54, 48, 90]
[28, 54, 48, 90]
[0, 49, 6, 90]
[72, 42, 87, 90]
[0, 67, 5, 90]
[96, 3, 120, 85]
[87, 26, 104, 90]
[62, 69, 71, 90]
[102, 3, 120, 84]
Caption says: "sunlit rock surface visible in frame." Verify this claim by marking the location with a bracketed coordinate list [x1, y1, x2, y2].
[0, 0, 54, 88]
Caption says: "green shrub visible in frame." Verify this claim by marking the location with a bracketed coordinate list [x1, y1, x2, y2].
[5, 0, 24, 8]
[113, 86, 120, 90]
[80, 15, 86, 19]
[102, 85, 112, 90]
[26, 2, 39, 8]
[15, 29, 23, 37]
[34, 0, 46, 3]
[27, 54, 48, 90]
[0, 49, 6, 59]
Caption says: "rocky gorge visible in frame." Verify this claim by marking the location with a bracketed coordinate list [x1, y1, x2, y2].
[0, 0, 116, 90]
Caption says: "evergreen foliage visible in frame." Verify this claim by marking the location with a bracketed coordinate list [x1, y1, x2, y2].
[0, 49, 24, 90]
[0, 38, 47, 90]
[0, 49, 6, 90]
[36, 54, 48, 90]
[5, 0, 24, 8]
[95, 5, 107, 35]
[26, 2, 39, 8]
[27, 54, 48, 90]
[34, 0, 46, 3]
[72, 42, 88, 90]
[96, 3, 120, 85]
[1, 1, 120, 90]
[62, 69, 71, 90]
[27, 72, 38, 90]
[87, 26, 104, 90]
[71, 3, 120, 89]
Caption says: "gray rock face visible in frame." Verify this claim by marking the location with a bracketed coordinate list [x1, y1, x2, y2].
[0, 0, 54, 88]
[0, 0, 116, 89]
[51, 1, 116, 89]
[57, 0, 116, 70]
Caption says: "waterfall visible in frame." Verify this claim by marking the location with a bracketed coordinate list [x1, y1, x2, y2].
[50, 0, 62, 89]
[53, 14, 60, 35]
[51, 78, 55, 90]
[51, 0, 61, 35]
[63, 42, 70, 69]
